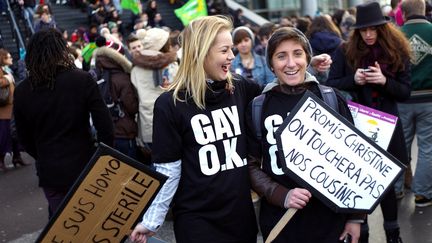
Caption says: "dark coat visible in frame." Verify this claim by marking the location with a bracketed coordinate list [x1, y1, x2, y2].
[327, 46, 411, 164]
[94, 46, 139, 140]
[13, 68, 114, 188]
[309, 31, 342, 56]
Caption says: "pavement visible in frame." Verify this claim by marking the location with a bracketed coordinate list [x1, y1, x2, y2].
[1, 138, 431, 243]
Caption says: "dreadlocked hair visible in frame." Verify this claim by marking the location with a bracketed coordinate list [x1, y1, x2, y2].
[25, 29, 75, 89]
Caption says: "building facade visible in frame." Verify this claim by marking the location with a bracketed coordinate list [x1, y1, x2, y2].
[236, 0, 389, 20]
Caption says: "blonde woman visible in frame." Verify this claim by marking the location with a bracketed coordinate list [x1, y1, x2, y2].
[130, 15, 260, 243]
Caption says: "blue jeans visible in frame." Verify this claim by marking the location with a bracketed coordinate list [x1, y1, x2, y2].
[114, 138, 137, 160]
[396, 102, 432, 199]
[22, 6, 36, 26]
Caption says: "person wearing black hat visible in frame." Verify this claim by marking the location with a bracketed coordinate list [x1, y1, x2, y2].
[327, 2, 412, 243]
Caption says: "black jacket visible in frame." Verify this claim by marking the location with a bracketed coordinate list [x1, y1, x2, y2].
[327, 46, 410, 165]
[247, 82, 363, 243]
[309, 31, 342, 56]
[13, 68, 114, 188]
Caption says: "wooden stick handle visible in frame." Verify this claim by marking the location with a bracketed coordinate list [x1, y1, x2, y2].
[264, 208, 298, 243]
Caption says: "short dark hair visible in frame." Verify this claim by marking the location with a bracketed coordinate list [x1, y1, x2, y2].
[159, 37, 171, 53]
[233, 29, 251, 45]
[296, 17, 312, 34]
[126, 34, 140, 48]
[257, 22, 275, 39]
[266, 27, 312, 69]
[170, 30, 181, 47]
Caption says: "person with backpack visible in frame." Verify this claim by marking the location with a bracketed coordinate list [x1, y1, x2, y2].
[92, 37, 139, 159]
[246, 27, 363, 243]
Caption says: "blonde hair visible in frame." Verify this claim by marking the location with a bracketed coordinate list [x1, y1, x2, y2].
[169, 15, 233, 109]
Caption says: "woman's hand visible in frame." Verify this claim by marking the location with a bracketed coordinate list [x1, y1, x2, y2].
[354, 68, 367, 85]
[339, 222, 361, 243]
[284, 188, 312, 209]
[364, 61, 387, 86]
[310, 54, 332, 73]
[130, 224, 155, 243]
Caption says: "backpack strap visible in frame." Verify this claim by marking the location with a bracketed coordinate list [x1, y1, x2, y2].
[252, 85, 338, 140]
[318, 84, 339, 113]
[252, 94, 266, 140]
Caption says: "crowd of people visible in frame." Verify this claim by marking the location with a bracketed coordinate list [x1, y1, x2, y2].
[0, 0, 431, 243]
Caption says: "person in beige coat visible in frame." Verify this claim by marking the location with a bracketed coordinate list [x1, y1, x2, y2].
[129, 28, 178, 162]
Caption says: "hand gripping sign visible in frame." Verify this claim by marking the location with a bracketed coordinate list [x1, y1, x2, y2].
[265, 91, 405, 243]
[37, 144, 167, 243]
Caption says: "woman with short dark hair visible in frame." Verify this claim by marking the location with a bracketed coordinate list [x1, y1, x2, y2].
[247, 27, 363, 243]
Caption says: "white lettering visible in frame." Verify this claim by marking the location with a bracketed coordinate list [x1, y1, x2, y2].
[191, 114, 215, 145]
[198, 145, 220, 176]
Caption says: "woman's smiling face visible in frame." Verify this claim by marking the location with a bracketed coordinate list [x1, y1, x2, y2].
[204, 29, 235, 81]
[271, 39, 307, 86]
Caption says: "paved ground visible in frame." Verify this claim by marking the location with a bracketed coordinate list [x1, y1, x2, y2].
[1, 138, 431, 243]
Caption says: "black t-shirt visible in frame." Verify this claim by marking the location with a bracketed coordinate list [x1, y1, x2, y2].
[247, 83, 354, 243]
[152, 75, 260, 243]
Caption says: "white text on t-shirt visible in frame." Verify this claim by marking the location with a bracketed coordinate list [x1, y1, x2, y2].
[191, 106, 247, 176]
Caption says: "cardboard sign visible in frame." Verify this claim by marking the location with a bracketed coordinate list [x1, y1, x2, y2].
[37, 144, 167, 243]
[347, 101, 398, 150]
[275, 92, 405, 214]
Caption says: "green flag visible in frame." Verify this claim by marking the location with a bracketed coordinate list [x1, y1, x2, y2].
[121, 0, 140, 15]
[82, 42, 97, 63]
[175, 0, 208, 26]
